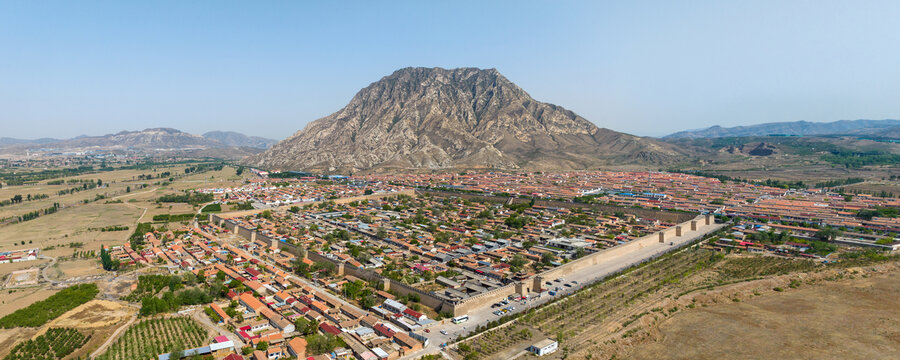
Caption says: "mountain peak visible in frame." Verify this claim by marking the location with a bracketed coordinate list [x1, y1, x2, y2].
[244, 67, 680, 173]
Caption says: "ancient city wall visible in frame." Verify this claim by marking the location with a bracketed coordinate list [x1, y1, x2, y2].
[448, 283, 518, 316]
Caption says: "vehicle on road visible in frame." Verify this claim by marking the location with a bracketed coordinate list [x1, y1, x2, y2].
[440, 330, 448, 335]
[452, 315, 469, 324]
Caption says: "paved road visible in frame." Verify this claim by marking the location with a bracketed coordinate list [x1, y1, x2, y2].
[401, 218, 727, 359]
[39, 255, 58, 284]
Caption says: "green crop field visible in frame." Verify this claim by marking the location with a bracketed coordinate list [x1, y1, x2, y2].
[94, 317, 209, 360]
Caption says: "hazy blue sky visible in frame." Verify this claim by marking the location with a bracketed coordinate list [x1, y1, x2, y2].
[3, 1, 900, 140]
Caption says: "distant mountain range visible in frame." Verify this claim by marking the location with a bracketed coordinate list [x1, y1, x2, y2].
[0, 128, 275, 159]
[664, 119, 900, 139]
[243, 67, 682, 172]
[0, 128, 276, 154]
[0, 137, 61, 147]
[202, 131, 278, 149]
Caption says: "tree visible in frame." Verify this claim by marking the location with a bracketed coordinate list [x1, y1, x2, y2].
[256, 341, 269, 351]
[100, 246, 120, 271]
[815, 227, 842, 241]
[541, 252, 555, 265]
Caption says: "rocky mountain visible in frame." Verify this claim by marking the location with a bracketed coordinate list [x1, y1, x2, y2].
[664, 119, 900, 139]
[203, 131, 277, 149]
[244, 67, 681, 172]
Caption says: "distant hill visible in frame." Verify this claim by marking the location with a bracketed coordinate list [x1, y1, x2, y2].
[202, 131, 277, 149]
[0, 128, 265, 160]
[0, 137, 61, 147]
[856, 124, 900, 139]
[244, 67, 682, 172]
[664, 119, 900, 139]
[51, 128, 221, 150]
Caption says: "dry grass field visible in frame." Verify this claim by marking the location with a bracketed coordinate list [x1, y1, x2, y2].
[0, 202, 144, 256]
[0, 286, 59, 317]
[0, 258, 49, 274]
[49, 258, 107, 280]
[0, 165, 249, 258]
[0, 328, 40, 358]
[628, 271, 900, 360]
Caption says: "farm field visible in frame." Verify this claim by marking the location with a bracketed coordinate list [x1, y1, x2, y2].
[0, 202, 143, 256]
[628, 270, 900, 360]
[0, 287, 58, 317]
[0, 298, 133, 360]
[0, 260, 49, 275]
[0, 165, 250, 258]
[46, 300, 136, 360]
[3, 327, 90, 360]
[94, 316, 211, 360]
[47, 258, 106, 281]
[0, 283, 99, 328]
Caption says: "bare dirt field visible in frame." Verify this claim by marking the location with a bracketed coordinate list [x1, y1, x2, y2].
[627, 271, 900, 360]
[46, 299, 134, 330]
[0, 286, 58, 317]
[0, 328, 39, 358]
[50, 258, 106, 280]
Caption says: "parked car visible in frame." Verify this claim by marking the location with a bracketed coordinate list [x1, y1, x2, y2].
[440, 330, 448, 335]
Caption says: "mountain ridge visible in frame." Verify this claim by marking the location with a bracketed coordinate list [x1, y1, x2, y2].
[0, 128, 271, 154]
[664, 119, 900, 139]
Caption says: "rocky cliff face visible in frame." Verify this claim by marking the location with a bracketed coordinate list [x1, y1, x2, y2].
[245, 67, 680, 172]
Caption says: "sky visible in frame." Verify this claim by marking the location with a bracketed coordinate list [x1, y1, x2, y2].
[2, 1, 900, 140]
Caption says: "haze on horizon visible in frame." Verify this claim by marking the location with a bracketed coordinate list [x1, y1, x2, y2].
[2, 1, 900, 140]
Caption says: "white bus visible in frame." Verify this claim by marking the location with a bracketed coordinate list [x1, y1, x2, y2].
[452, 315, 469, 324]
